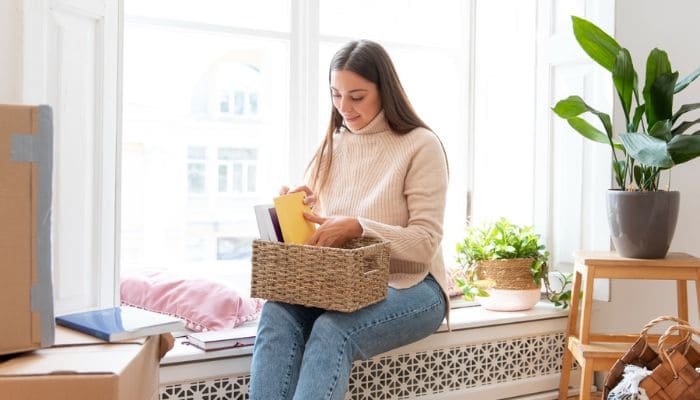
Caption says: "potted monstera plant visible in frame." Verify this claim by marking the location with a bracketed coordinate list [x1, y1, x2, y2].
[453, 218, 572, 311]
[552, 16, 700, 259]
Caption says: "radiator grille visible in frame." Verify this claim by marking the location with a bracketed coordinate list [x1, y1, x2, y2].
[161, 331, 567, 400]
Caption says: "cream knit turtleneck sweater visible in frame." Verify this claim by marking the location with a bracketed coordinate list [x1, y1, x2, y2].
[316, 111, 450, 309]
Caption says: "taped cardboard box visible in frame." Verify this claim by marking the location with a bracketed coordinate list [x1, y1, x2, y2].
[0, 326, 166, 400]
[0, 104, 55, 355]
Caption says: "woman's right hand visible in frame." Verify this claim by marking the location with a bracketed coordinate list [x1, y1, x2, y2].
[279, 185, 317, 210]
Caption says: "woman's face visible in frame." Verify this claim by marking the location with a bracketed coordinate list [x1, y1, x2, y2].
[330, 69, 381, 131]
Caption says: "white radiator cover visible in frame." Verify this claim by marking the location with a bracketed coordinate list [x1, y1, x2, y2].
[159, 330, 576, 399]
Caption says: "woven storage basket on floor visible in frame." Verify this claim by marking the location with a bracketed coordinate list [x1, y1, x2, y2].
[250, 237, 390, 312]
[603, 316, 693, 398]
[638, 324, 700, 400]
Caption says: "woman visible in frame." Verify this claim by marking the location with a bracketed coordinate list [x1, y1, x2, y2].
[249, 39, 449, 400]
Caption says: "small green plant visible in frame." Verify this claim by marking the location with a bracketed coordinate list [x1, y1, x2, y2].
[552, 16, 700, 191]
[454, 218, 573, 309]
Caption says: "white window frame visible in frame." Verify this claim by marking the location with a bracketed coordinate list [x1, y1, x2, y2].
[23, 0, 121, 314]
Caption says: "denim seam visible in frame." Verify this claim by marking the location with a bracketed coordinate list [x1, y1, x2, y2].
[280, 324, 305, 399]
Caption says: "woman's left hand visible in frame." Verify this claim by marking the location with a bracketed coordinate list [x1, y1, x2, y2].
[303, 212, 362, 247]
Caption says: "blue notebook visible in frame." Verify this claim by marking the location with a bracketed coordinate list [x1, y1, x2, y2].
[56, 306, 185, 342]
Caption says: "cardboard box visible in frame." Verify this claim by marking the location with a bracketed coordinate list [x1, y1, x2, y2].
[0, 104, 55, 355]
[0, 327, 161, 400]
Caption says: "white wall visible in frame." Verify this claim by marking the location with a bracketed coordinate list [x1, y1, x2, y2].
[0, 0, 22, 103]
[591, 0, 700, 333]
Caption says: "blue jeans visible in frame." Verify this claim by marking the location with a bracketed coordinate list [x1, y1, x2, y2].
[248, 274, 445, 400]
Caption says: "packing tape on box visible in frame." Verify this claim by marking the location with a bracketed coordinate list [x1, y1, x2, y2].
[10, 105, 55, 347]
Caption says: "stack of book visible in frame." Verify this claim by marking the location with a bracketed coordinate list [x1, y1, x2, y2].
[254, 191, 316, 244]
[186, 325, 257, 351]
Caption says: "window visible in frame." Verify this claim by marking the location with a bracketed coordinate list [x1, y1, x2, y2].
[21, 0, 615, 314]
[121, 1, 591, 293]
[217, 148, 258, 194]
[187, 146, 207, 194]
[122, 1, 290, 278]
[121, 0, 471, 284]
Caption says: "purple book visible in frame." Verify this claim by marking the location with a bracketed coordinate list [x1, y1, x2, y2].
[268, 207, 284, 242]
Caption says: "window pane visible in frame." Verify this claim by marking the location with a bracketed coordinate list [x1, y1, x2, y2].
[320, 0, 465, 48]
[232, 163, 243, 193]
[233, 91, 245, 115]
[218, 164, 228, 192]
[126, 0, 290, 33]
[122, 17, 289, 276]
[247, 165, 257, 192]
[471, 1, 536, 226]
[188, 163, 206, 193]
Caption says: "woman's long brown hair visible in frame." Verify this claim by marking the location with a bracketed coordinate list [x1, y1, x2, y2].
[306, 40, 434, 193]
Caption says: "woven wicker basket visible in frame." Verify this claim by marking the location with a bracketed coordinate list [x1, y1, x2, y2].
[250, 237, 390, 312]
[477, 258, 540, 290]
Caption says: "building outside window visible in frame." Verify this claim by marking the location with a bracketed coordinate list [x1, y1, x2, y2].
[217, 148, 258, 194]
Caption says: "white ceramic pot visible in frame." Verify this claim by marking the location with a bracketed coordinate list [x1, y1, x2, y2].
[478, 288, 541, 311]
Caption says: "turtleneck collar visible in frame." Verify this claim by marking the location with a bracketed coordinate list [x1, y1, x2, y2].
[342, 110, 390, 135]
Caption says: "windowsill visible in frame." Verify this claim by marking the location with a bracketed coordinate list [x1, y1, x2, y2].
[160, 299, 570, 366]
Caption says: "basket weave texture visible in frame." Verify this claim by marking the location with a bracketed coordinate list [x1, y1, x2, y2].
[638, 324, 700, 400]
[603, 316, 700, 399]
[251, 237, 389, 312]
[476, 258, 540, 290]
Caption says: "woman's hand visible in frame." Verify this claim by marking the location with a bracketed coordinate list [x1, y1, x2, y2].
[280, 185, 317, 210]
[303, 213, 362, 247]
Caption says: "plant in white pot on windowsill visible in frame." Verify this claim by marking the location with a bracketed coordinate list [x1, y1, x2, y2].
[453, 218, 572, 311]
[552, 16, 700, 259]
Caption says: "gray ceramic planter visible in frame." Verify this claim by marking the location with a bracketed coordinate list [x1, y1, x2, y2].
[607, 190, 680, 259]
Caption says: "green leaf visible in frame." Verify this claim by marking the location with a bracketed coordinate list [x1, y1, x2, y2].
[613, 48, 636, 121]
[675, 66, 700, 93]
[552, 96, 589, 118]
[649, 119, 672, 141]
[619, 133, 673, 168]
[633, 165, 643, 187]
[592, 109, 614, 140]
[672, 103, 700, 124]
[643, 49, 676, 127]
[646, 72, 679, 127]
[571, 16, 622, 72]
[644, 49, 672, 97]
[567, 117, 624, 150]
[667, 134, 700, 165]
[631, 104, 646, 132]
[612, 159, 627, 189]
[672, 117, 700, 136]
[461, 288, 475, 302]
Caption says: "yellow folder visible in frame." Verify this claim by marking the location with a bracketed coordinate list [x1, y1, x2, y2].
[273, 192, 316, 244]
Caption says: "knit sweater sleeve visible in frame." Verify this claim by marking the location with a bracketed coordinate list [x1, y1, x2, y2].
[357, 131, 448, 265]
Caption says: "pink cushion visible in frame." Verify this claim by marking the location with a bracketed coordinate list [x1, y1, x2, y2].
[120, 272, 264, 332]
